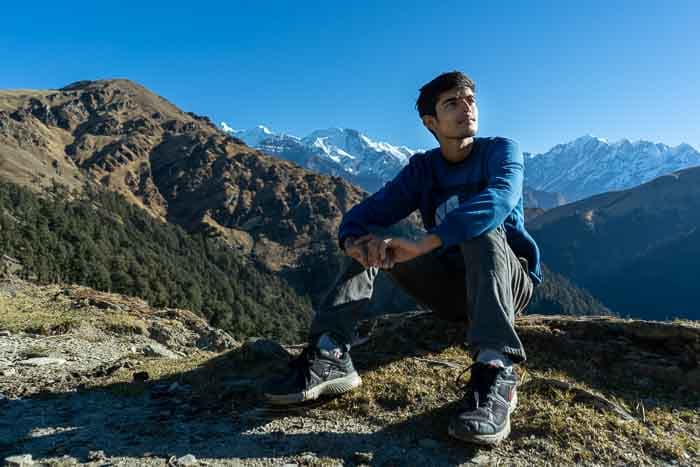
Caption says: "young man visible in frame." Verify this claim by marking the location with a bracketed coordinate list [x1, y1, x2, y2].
[264, 71, 543, 445]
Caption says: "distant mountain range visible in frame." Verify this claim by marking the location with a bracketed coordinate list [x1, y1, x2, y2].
[222, 124, 418, 193]
[222, 123, 567, 208]
[231, 125, 700, 213]
[525, 135, 700, 202]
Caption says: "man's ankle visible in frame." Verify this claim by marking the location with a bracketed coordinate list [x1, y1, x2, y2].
[475, 348, 513, 368]
[316, 332, 347, 359]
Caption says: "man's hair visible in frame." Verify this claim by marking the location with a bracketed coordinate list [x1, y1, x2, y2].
[416, 71, 476, 121]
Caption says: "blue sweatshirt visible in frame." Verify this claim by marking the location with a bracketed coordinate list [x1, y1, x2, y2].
[338, 136, 543, 286]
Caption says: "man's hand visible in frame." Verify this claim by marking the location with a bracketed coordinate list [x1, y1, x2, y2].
[366, 236, 425, 268]
[345, 234, 442, 269]
[344, 235, 375, 268]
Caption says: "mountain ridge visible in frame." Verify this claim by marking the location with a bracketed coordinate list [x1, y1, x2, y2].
[525, 134, 700, 202]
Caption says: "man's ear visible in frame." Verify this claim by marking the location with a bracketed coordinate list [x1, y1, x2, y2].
[421, 115, 437, 133]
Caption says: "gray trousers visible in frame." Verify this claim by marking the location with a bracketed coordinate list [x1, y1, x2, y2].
[309, 224, 534, 363]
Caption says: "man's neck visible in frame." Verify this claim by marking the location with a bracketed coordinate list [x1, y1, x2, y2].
[438, 137, 475, 164]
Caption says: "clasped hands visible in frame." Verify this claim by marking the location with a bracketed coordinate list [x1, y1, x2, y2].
[343, 234, 426, 269]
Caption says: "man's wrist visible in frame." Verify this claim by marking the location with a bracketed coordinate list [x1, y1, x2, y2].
[418, 234, 443, 254]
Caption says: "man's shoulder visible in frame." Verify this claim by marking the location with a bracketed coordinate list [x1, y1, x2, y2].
[479, 136, 519, 150]
[408, 147, 437, 161]
[405, 147, 437, 169]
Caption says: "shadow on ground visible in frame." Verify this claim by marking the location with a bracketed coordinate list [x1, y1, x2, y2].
[1, 312, 698, 465]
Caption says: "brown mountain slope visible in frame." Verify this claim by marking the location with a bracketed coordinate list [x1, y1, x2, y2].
[0, 80, 412, 300]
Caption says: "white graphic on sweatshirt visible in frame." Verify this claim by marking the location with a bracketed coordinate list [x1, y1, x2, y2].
[435, 194, 461, 226]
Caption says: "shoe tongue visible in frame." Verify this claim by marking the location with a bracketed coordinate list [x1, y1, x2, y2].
[316, 333, 343, 359]
[318, 347, 343, 359]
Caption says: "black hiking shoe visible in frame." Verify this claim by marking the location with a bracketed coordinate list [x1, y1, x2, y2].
[448, 362, 518, 445]
[263, 345, 362, 405]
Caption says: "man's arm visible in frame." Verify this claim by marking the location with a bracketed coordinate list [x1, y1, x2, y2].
[427, 138, 523, 250]
[338, 154, 423, 251]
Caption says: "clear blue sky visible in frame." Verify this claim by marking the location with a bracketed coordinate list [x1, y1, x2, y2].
[2, 1, 698, 154]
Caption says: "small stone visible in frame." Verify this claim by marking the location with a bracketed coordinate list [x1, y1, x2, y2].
[353, 451, 374, 463]
[470, 453, 492, 465]
[130, 345, 137, 353]
[2, 368, 17, 376]
[298, 452, 316, 462]
[88, 450, 107, 461]
[418, 438, 439, 449]
[4, 454, 34, 466]
[142, 342, 179, 359]
[17, 357, 66, 366]
[133, 371, 150, 382]
[0, 330, 11, 337]
[175, 454, 197, 466]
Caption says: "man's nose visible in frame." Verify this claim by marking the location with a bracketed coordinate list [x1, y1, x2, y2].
[457, 98, 474, 112]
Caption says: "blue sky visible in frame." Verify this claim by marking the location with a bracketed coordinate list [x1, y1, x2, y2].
[2, 1, 698, 154]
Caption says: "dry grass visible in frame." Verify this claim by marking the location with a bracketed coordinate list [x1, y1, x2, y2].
[0, 282, 148, 337]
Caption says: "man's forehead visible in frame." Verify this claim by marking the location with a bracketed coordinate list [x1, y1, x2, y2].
[438, 87, 474, 102]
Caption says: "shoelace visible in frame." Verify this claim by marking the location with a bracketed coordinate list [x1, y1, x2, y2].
[454, 362, 501, 409]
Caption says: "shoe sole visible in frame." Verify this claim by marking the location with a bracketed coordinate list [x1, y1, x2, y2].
[264, 372, 362, 405]
[447, 391, 518, 445]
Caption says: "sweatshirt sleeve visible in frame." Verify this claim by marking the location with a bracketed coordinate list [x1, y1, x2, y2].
[427, 138, 523, 250]
[337, 154, 423, 251]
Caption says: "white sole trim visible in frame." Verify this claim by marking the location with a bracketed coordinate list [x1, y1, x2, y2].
[264, 372, 362, 405]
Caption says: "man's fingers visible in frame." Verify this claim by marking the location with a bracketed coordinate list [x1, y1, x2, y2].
[367, 240, 378, 266]
[355, 234, 374, 244]
[378, 238, 390, 262]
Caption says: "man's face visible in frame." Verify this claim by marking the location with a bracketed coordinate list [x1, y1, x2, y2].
[422, 86, 478, 141]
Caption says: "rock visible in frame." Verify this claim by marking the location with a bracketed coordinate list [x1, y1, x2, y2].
[17, 357, 66, 366]
[88, 450, 107, 461]
[469, 453, 492, 465]
[175, 454, 198, 466]
[142, 342, 179, 359]
[4, 454, 33, 466]
[298, 452, 317, 462]
[418, 438, 440, 449]
[2, 368, 17, 376]
[133, 371, 150, 382]
[353, 451, 374, 463]
[241, 338, 290, 361]
[0, 330, 11, 337]
[196, 329, 239, 352]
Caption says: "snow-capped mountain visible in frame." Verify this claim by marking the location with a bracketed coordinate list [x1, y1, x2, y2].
[525, 135, 700, 202]
[222, 123, 420, 193]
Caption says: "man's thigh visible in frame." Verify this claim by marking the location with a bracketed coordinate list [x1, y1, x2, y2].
[383, 248, 470, 322]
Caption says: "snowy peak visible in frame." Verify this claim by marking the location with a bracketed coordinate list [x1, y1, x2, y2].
[525, 135, 700, 202]
[220, 123, 420, 191]
[221, 123, 286, 147]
